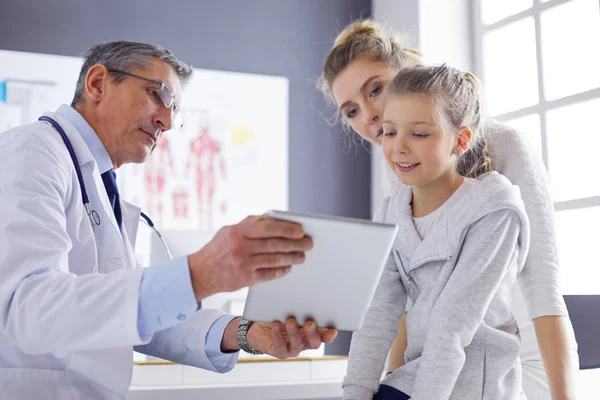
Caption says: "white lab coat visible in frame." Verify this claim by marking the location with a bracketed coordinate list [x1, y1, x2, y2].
[0, 112, 229, 399]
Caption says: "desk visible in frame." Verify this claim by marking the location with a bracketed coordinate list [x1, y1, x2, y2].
[128, 356, 347, 400]
[129, 358, 600, 399]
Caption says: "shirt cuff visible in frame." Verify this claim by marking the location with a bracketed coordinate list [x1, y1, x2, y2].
[205, 314, 240, 372]
[137, 256, 198, 341]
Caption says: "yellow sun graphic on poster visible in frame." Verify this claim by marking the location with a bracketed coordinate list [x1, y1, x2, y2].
[231, 125, 255, 146]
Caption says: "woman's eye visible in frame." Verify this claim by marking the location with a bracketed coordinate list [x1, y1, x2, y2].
[413, 133, 429, 138]
[384, 131, 396, 137]
[346, 108, 358, 119]
[369, 86, 382, 98]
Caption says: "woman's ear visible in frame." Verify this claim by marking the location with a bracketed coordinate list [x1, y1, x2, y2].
[455, 127, 473, 155]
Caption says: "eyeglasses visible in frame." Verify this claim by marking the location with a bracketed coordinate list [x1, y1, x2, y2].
[107, 68, 183, 129]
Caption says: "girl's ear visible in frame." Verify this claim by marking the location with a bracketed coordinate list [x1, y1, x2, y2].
[455, 127, 473, 155]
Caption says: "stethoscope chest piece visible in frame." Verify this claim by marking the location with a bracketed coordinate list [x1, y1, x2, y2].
[83, 203, 101, 227]
[91, 209, 101, 225]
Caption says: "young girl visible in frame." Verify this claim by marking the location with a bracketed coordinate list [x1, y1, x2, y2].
[343, 65, 529, 399]
[319, 19, 578, 400]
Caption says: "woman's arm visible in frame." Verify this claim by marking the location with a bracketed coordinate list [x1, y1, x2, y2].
[387, 313, 408, 373]
[534, 315, 578, 400]
[487, 124, 578, 399]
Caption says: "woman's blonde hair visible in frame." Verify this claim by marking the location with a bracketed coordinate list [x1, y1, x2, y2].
[317, 19, 422, 108]
[388, 64, 493, 178]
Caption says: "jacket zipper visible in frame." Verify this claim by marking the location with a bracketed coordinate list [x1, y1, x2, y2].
[394, 249, 421, 295]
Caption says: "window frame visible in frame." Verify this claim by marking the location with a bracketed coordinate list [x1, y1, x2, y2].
[471, 0, 600, 212]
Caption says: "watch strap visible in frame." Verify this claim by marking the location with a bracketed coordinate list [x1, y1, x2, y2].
[237, 317, 263, 355]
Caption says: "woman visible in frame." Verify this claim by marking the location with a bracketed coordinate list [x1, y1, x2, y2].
[318, 19, 579, 399]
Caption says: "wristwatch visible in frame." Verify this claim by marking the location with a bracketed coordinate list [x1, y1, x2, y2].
[237, 317, 263, 355]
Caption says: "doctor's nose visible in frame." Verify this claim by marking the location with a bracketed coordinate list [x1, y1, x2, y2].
[154, 107, 174, 132]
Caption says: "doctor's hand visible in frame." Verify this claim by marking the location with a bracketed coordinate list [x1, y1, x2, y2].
[221, 317, 338, 358]
[248, 318, 338, 358]
[188, 215, 313, 301]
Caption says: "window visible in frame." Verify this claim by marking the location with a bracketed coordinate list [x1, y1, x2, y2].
[482, 17, 539, 115]
[473, 0, 600, 295]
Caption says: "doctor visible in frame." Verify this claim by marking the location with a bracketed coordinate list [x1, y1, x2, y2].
[0, 41, 337, 399]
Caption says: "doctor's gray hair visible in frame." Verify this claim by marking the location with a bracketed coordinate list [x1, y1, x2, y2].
[71, 41, 193, 106]
[387, 64, 493, 178]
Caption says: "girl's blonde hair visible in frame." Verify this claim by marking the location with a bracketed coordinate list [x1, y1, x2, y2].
[388, 64, 493, 178]
[317, 19, 421, 107]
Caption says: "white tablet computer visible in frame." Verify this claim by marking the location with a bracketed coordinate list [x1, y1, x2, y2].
[242, 210, 398, 331]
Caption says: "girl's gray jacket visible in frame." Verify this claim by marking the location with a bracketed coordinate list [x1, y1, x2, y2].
[343, 172, 531, 400]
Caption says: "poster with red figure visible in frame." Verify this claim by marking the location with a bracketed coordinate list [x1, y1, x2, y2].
[119, 67, 289, 242]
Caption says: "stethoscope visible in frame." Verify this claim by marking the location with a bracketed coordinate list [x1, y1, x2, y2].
[39, 116, 173, 260]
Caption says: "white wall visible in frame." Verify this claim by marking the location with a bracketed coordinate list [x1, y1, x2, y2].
[418, 0, 473, 70]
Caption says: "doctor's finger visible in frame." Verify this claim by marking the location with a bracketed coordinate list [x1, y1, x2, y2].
[269, 322, 289, 357]
[249, 252, 306, 269]
[300, 321, 322, 349]
[318, 328, 338, 344]
[246, 218, 305, 240]
[284, 318, 305, 355]
[252, 266, 292, 284]
[248, 236, 313, 254]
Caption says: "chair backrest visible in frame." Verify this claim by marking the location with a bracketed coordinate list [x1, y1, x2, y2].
[564, 295, 600, 369]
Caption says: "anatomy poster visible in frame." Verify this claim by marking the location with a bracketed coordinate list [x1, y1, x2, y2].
[119, 66, 288, 233]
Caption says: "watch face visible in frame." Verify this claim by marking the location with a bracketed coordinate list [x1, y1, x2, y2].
[240, 318, 251, 328]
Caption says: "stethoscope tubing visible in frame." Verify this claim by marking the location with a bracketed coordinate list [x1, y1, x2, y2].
[39, 116, 173, 260]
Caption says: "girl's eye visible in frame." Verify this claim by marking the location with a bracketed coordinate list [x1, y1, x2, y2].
[384, 131, 396, 137]
[369, 86, 382, 98]
[346, 108, 358, 119]
[413, 133, 429, 138]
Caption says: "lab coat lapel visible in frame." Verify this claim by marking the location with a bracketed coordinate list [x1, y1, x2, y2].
[45, 112, 130, 271]
[46, 112, 122, 237]
[121, 200, 141, 266]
